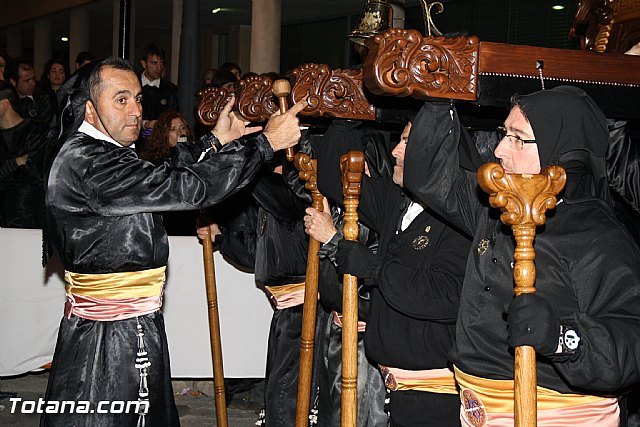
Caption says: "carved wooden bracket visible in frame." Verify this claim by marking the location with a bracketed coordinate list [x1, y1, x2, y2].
[197, 64, 377, 126]
[289, 63, 376, 121]
[362, 28, 479, 101]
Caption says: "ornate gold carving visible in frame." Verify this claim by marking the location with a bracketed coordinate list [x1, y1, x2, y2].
[290, 63, 376, 121]
[363, 28, 479, 101]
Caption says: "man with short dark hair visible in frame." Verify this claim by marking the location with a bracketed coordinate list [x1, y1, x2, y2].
[404, 87, 640, 426]
[6, 60, 51, 123]
[139, 44, 178, 131]
[0, 80, 49, 228]
[41, 56, 306, 426]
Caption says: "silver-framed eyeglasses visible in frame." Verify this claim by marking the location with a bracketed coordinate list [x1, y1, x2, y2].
[496, 126, 536, 151]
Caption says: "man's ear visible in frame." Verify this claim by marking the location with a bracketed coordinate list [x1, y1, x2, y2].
[9, 78, 16, 87]
[140, 59, 146, 72]
[85, 99, 97, 126]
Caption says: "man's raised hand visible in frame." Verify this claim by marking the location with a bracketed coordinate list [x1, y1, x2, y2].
[263, 99, 308, 152]
[211, 95, 263, 145]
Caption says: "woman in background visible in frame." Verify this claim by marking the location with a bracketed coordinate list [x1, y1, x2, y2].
[138, 110, 198, 234]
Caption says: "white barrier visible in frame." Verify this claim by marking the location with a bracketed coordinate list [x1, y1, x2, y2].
[0, 228, 272, 378]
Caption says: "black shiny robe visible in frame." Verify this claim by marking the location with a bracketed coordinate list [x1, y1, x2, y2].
[46, 129, 272, 274]
[42, 129, 273, 427]
[404, 102, 640, 395]
[0, 118, 49, 228]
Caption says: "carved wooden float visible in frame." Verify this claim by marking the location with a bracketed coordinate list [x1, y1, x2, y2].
[362, 27, 640, 118]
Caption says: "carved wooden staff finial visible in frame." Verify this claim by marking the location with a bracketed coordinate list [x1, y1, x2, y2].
[477, 162, 566, 427]
[294, 152, 324, 427]
[340, 150, 365, 427]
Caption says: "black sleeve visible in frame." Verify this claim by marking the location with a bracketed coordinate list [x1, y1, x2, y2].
[551, 222, 640, 391]
[403, 102, 482, 237]
[208, 192, 258, 272]
[83, 133, 273, 215]
[606, 119, 640, 213]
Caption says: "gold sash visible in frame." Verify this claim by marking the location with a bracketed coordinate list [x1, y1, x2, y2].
[454, 366, 608, 413]
[65, 266, 166, 299]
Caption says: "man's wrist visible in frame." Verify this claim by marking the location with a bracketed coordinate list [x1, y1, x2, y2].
[208, 132, 224, 153]
[324, 231, 338, 245]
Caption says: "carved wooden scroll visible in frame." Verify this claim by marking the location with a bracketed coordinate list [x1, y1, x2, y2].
[196, 75, 278, 126]
[363, 28, 480, 101]
[197, 86, 235, 127]
[340, 150, 364, 427]
[293, 152, 324, 427]
[477, 162, 566, 427]
[237, 75, 279, 122]
[570, 0, 640, 53]
[197, 64, 378, 126]
[289, 63, 376, 121]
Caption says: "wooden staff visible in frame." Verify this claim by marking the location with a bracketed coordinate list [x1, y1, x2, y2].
[272, 77, 324, 426]
[202, 226, 228, 427]
[477, 163, 566, 427]
[294, 153, 324, 426]
[340, 150, 365, 426]
[272, 79, 295, 161]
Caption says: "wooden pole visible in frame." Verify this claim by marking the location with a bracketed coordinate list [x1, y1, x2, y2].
[477, 162, 566, 427]
[202, 227, 228, 427]
[272, 79, 295, 161]
[294, 153, 324, 426]
[273, 77, 323, 426]
[340, 150, 365, 427]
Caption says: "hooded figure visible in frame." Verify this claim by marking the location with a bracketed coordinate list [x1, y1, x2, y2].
[403, 87, 640, 427]
[517, 86, 611, 206]
[307, 117, 471, 427]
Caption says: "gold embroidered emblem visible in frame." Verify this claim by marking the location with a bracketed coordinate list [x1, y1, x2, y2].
[412, 225, 431, 250]
[462, 388, 487, 427]
[412, 235, 430, 250]
[477, 238, 490, 255]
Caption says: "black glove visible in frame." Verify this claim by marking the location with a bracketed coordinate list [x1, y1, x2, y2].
[507, 293, 560, 356]
[336, 239, 379, 282]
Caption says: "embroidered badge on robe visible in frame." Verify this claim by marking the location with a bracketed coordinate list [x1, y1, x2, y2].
[412, 225, 431, 250]
[477, 238, 490, 255]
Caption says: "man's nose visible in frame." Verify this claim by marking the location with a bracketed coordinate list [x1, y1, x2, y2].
[130, 101, 142, 117]
[494, 139, 507, 158]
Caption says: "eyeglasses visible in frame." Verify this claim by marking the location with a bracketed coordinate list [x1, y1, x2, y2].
[497, 126, 536, 151]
